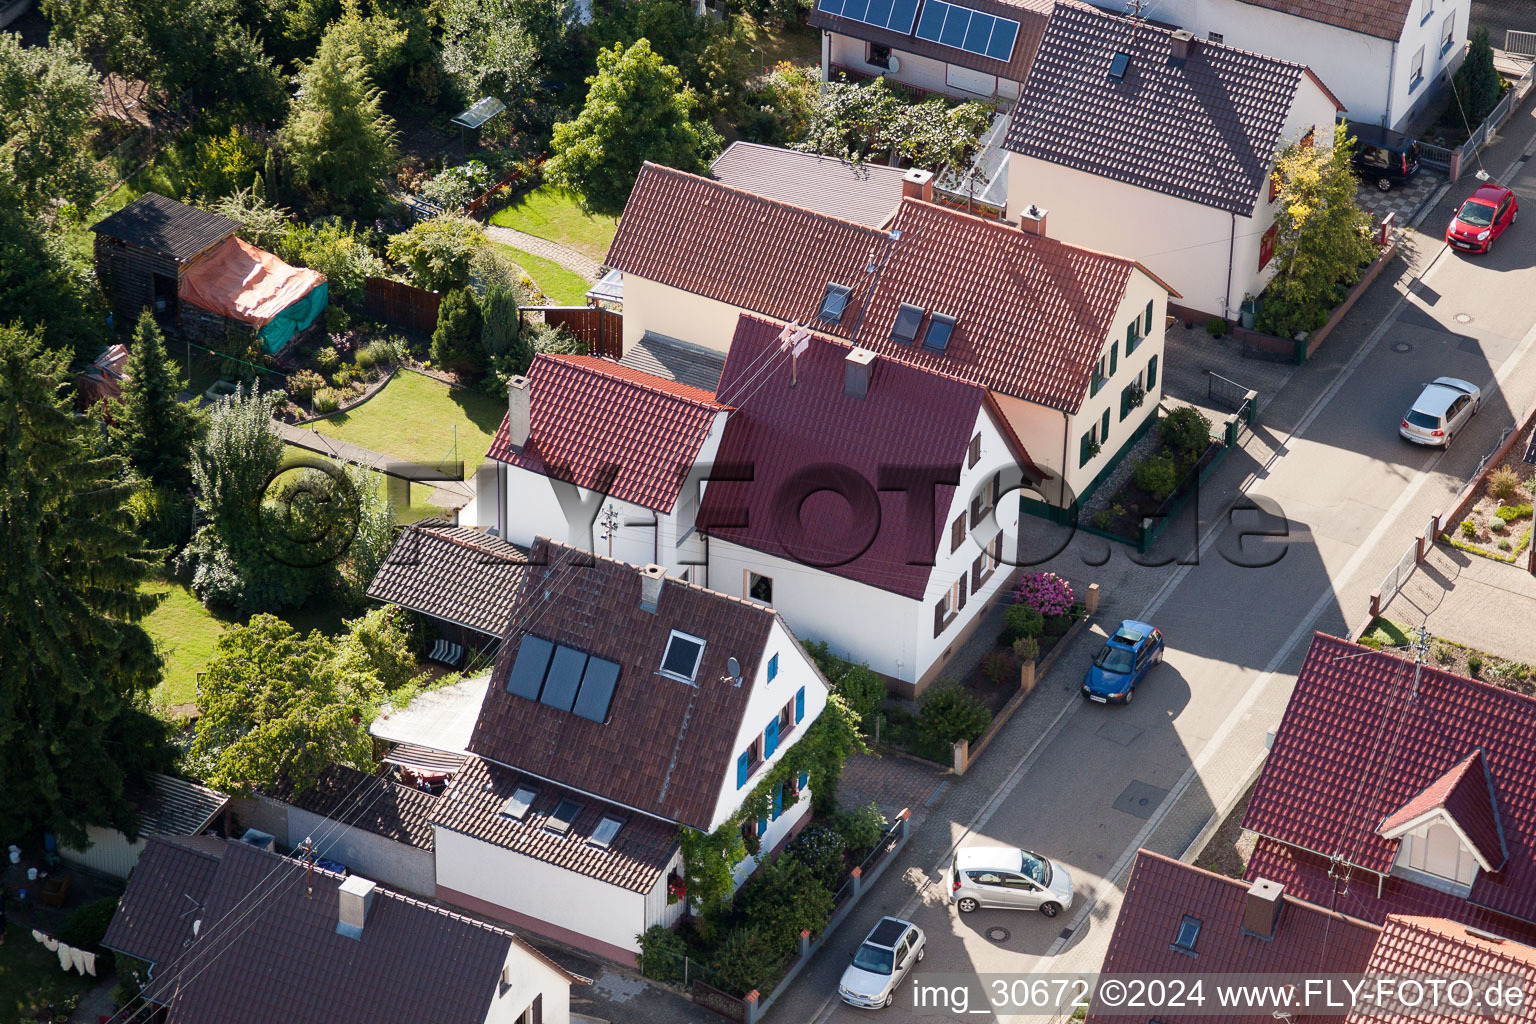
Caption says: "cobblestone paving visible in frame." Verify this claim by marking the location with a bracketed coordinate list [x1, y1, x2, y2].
[485, 225, 605, 281]
[1356, 169, 1447, 225]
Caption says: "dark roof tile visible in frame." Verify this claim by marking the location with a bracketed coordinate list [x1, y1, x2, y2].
[90, 193, 240, 263]
[808, 0, 1055, 83]
[711, 142, 908, 228]
[1234, 0, 1414, 41]
[264, 763, 440, 852]
[367, 520, 528, 636]
[102, 836, 222, 967]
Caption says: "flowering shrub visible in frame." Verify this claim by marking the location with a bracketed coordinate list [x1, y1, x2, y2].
[1012, 572, 1074, 616]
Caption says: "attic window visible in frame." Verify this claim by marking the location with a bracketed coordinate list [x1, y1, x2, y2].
[817, 282, 853, 323]
[891, 303, 925, 344]
[1108, 52, 1130, 80]
[499, 785, 538, 821]
[1172, 915, 1201, 954]
[545, 798, 583, 835]
[589, 816, 623, 849]
[923, 312, 957, 353]
[660, 630, 706, 683]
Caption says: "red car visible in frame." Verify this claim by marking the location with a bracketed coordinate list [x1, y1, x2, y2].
[1446, 183, 1518, 253]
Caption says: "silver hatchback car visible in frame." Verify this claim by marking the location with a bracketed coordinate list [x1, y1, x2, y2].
[948, 846, 1075, 917]
[838, 917, 926, 1009]
[1400, 377, 1481, 447]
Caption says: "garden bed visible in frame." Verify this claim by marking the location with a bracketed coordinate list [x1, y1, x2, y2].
[1361, 618, 1535, 697]
[1086, 407, 1219, 542]
[1441, 417, 1536, 564]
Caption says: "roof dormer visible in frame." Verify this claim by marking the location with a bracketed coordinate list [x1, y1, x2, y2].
[1380, 750, 1508, 893]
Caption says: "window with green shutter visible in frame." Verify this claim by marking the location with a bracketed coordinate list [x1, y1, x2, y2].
[1079, 430, 1094, 467]
[1120, 384, 1131, 420]
[1125, 320, 1137, 353]
[1147, 354, 1159, 392]
[1144, 300, 1154, 334]
[1110, 341, 1118, 376]
[1101, 408, 1110, 445]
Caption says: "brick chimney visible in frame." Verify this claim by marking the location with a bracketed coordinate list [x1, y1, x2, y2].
[844, 347, 876, 398]
[639, 563, 666, 612]
[336, 875, 377, 940]
[506, 375, 530, 452]
[902, 167, 934, 203]
[1169, 29, 1196, 61]
[1019, 204, 1048, 237]
[1242, 878, 1284, 940]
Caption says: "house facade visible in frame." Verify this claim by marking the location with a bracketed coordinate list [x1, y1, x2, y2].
[1079, 0, 1467, 132]
[1003, 5, 1343, 320]
[427, 542, 832, 963]
[809, 0, 1054, 100]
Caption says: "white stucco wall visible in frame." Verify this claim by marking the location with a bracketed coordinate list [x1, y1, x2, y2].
[1386, 0, 1470, 130]
[286, 806, 436, 897]
[484, 941, 573, 1024]
[620, 277, 745, 355]
[732, 793, 812, 885]
[61, 827, 147, 880]
[826, 30, 1019, 99]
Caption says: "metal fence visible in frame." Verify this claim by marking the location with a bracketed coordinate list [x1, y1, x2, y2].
[1507, 30, 1536, 57]
[1377, 535, 1422, 612]
[1207, 371, 1255, 413]
[1418, 140, 1454, 171]
[1448, 60, 1536, 179]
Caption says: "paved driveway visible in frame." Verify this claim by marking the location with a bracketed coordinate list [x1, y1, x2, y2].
[772, 105, 1536, 1024]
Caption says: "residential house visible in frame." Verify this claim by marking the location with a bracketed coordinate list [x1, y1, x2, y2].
[1092, 849, 1536, 1023]
[102, 835, 575, 1024]
[1077, 0, 1467, 132]
[809, 0, 1055, 99]
[1240, 633, 1536, 944]
[711, 141, 911, 228]
[605, 161, 1177, 517]
[60, 772, 229, 880]
[429, 540, 832, 964]
[1003, 4, 1343, 320]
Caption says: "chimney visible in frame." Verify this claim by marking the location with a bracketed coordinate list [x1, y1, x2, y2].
[336, 874, 377, 940]
[902, 167, 934, 203]
[639, 563, 666, 612]
[844, 347, 876, 399]
[1019, 204, 1048, 237]
[506, 375, 531, 452]
[1242, 877, 1284, 940]
[1169, 29, 1196, 61]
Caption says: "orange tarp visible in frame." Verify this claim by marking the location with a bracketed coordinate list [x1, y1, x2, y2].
[179, 236, 326, 327]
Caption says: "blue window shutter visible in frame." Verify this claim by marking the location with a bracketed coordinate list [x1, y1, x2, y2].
[772, 785, 784, 820]
[795, 687, 805, 723]
[798, 771, 809, 791]
[764, 717, 780, 758]
[757, 816, 767, 836]
[768, 653, 779, 681]
[737, 751, 749, 788]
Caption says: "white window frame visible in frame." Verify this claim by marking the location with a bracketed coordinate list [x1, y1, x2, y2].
[659, 629, 707, 683]
[1410, 46, 1425, 88]
[745, 570, 773, 606]
[1440, 13, 1454, 53]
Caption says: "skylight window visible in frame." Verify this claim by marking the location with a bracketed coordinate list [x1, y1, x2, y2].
[1173, 915, 1201, 953]
[817, 282, 853, 323]
[499, 785, 538, 821]
[891, 303, 925, 345]
[923, 312, 957, 353]
[589, 816, 623, 849]
[1108, 52, 1130, 80]
[660, 630, 706, 683]
[545, 798, 583, 835]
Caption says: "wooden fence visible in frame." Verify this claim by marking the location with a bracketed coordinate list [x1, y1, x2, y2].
[364, 277, 441, 336]
[524, 305, 623, 358]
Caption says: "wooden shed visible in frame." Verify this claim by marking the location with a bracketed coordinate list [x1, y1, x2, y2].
[60, 772, 231, 879]
[91, 192, 240, 326]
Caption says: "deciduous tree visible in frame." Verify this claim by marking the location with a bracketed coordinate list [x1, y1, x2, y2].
[0, 32, 103, 216]
[385, 214, 486, 293]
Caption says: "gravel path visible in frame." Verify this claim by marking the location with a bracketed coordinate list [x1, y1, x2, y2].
[485, 225, 604, 281]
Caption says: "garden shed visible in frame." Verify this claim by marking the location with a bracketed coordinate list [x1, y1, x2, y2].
[91, 192, 328, 353]
[59, 772, 231, 879]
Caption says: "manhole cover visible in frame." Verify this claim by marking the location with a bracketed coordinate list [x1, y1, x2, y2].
[1455, 313, 1473, 323]
[986, 927, 1011, 943]
[1391, 341, 1413, 353]
[1113, 780, 1170, 820]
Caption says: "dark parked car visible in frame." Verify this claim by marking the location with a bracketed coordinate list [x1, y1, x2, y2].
[1346, 121, 1421, 192]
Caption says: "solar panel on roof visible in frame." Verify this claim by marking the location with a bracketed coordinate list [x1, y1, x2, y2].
[506, 635, 554, 699]
[572, 656, 620, 723]
[924, 312, 957, 353]
[913, 1, 1019, 62]
[985, 19, 1017, 61]
[540, 645, 588, 712]
[815, 0, 919, 39]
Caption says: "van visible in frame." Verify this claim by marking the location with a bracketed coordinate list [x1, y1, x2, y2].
[1346, 121, 1421, 192]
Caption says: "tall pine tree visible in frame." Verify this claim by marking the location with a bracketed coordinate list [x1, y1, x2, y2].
[0, 325, 172, 847]
[110, 310, 202, 493]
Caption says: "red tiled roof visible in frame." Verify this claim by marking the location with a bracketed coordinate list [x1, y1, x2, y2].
[469, 539, 787, 831]
[1234, 0, 1414, 42]
[698, 314, 1035, 599]
[264, 763, 440, 852]
[1242, 634, 1536, 926]
[607, 163, 1155, 412]
[1349, 916, 1536, 1024]
[1379, 750, 1507, 870]
[1090, 849, 1380, 1024]
[486, 354, 725, 513]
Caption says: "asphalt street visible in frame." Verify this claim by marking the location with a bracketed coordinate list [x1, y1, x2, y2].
[771, 108, 1536, 1024]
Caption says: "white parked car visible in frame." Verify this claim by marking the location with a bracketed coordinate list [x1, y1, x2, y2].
[948, 846, 1074, 918]
[838, 917, 925, 1009]
[1400, 377, 1481, 448]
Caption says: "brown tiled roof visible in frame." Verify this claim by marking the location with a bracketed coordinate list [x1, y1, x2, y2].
[367, 520, 528, 636]
[1234, 0, 1414, 41]
[608, 164, 1151, 412]
[1242, 634, 1536, 927]
[90, 192, 239, 262]
[142, 840, 548, 1022]
[486, 354, 726, 513]
[808, 0, 1054, 83]
[1005, 5, 1320, 217]
[1350, 916, 1536, 1024]
[264, 763, 440, 852]
[102, 836, 223, 968]
[711, 141, 908, 228]
[1378, 750, 1507, 871]
[431, 756, 679, 893]
[469, 539, 779, 831]
[1091, 849, 1381, 1024]
[133, 772, 229, 838]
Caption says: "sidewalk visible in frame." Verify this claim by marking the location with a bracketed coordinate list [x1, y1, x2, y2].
[486, 225, 603, 282]
[1391, 542, 1536, 663]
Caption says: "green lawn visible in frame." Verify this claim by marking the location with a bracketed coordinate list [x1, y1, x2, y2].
[737, 17, 823, 74]
[141, 578, 233, 712]
[489, 184, 619, 261]
[497, 244, 591, 305]
[0, 921, 96, 1021]
[306, 370, 505, 477]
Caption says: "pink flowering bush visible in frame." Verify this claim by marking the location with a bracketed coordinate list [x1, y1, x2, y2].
[1012, 572, 1074, 616]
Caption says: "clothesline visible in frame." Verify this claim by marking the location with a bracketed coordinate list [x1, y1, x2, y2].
[31, 929, 98, 976]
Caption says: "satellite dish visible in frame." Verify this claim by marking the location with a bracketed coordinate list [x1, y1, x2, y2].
[727, 657, 741, 680]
